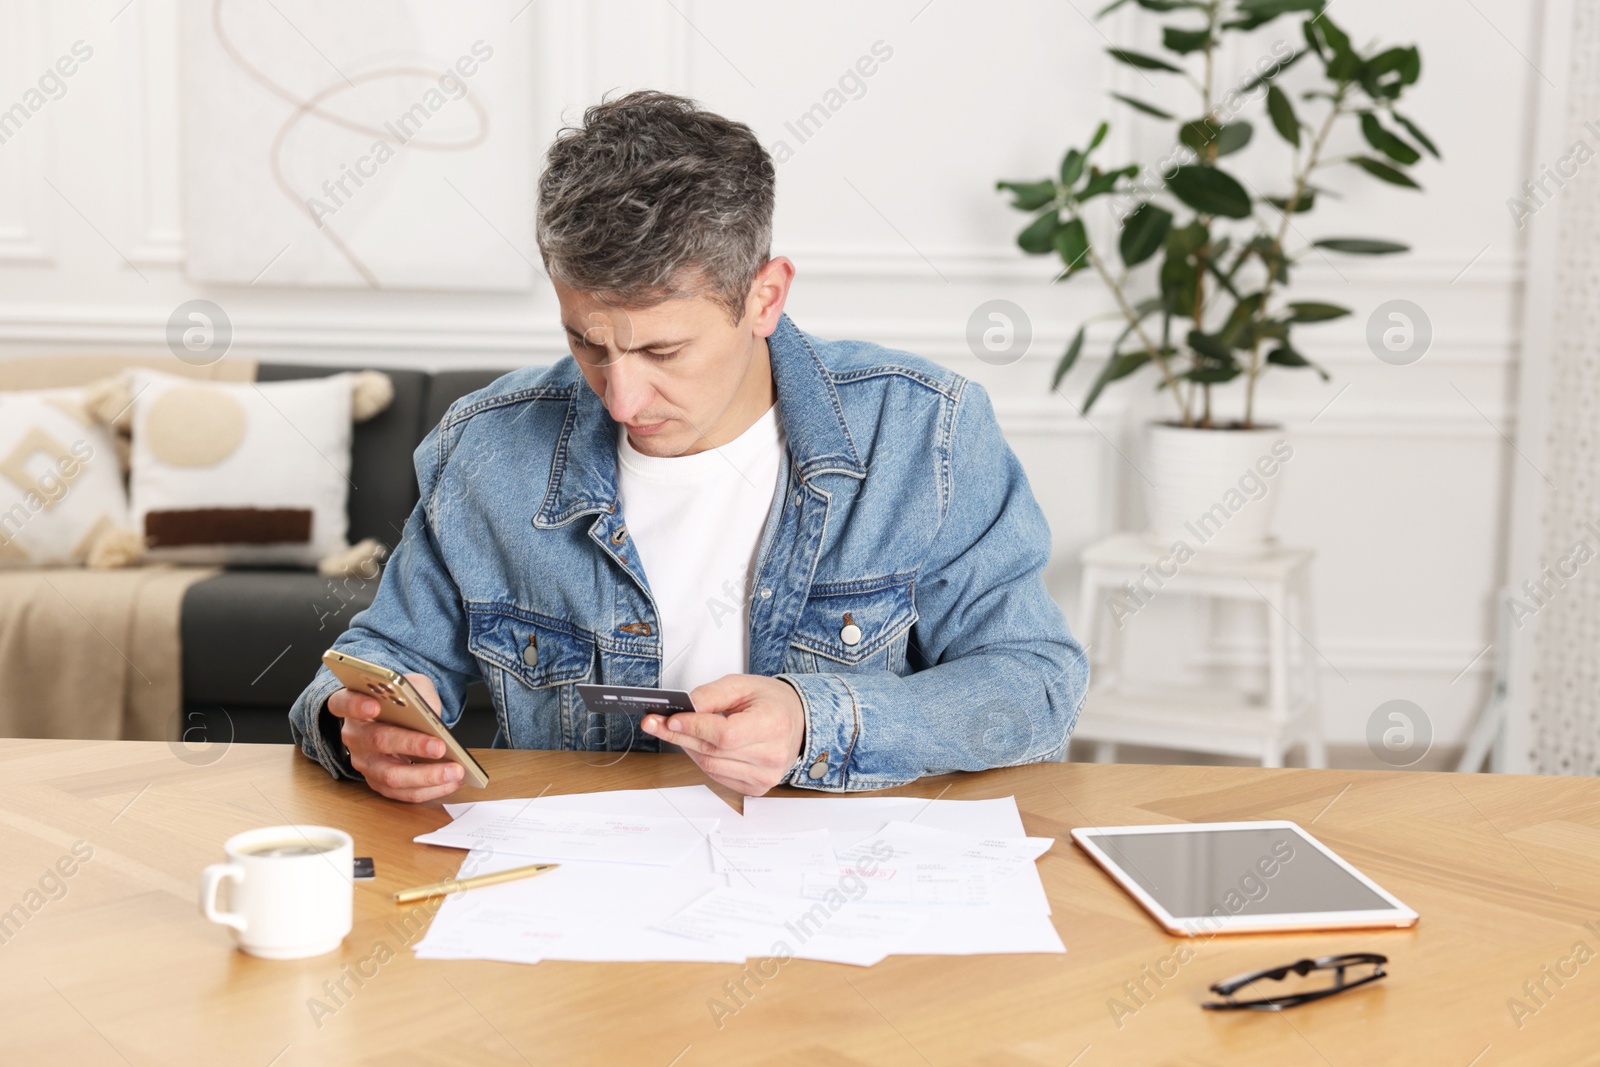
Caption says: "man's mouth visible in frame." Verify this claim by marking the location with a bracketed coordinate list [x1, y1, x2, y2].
[626, 420, 670, 436]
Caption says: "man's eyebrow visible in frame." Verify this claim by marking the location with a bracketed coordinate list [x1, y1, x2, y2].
[561, 322, 690, 350]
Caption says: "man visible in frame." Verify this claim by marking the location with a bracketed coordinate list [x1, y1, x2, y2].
[289, 90, 1087, 800]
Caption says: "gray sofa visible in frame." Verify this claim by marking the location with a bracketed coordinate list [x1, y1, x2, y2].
[179, 364, 512, 746]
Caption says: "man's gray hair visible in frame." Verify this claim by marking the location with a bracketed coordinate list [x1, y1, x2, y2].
[536, 90, 775, 326]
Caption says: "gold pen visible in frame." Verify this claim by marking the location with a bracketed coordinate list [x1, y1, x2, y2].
[393, 862, 560, 904]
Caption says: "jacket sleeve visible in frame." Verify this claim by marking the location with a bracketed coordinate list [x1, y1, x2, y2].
[776, 379, 1089, 792]
[287, 416, 481, 781]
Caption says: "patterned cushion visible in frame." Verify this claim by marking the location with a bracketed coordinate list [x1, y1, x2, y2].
[128, 370, 356, 566]
[0, 387, 130, 567]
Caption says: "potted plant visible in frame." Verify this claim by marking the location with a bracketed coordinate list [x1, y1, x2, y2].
[998, 0, 1435, 554]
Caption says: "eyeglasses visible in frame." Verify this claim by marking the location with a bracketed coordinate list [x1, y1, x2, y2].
[1202, 953, 1388, 1012]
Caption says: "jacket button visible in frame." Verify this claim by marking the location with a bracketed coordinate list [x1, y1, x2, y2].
[522, 636, 538, 667]
[840, 612, 862, 647]
[807, 753, 828, 779]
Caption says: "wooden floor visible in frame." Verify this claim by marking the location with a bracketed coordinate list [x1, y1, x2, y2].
[1, 739, 1598, 1066]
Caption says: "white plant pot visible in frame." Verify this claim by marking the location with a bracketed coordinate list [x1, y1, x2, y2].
[1141, 422, 1292, 557]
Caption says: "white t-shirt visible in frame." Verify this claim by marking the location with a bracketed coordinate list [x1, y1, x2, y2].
[616, 405, 785, 692]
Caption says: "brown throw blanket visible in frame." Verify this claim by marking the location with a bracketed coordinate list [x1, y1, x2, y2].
[0, 354, 256, 741]
[0, 566, 220, 740]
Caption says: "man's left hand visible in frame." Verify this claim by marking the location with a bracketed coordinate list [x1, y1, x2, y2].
[639, 674, 805, 796]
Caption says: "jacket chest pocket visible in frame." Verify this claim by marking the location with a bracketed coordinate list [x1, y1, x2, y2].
[466, 606, 596, 748]
[783, 574, 917, 676]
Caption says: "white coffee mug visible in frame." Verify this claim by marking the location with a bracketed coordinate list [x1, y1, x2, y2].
[199, 824, 354, 959]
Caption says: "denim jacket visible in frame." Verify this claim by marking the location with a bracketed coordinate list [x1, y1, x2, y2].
[289, 311, 1088, 791]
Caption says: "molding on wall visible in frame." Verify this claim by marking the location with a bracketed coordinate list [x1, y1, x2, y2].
[1192, 639, 1496, 678]
[0, 3, 54, 265]
[124, 0, 185, 266]
[0, 307, 1520, 362]
[782, 245, 1524, 286]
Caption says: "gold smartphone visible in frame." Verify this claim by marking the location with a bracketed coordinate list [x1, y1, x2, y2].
[321, 649, 490, 789]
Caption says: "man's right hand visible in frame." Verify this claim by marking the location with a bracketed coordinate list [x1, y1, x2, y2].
[326, 672, 465, 803]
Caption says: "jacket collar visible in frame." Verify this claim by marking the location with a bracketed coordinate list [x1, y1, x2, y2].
[534, 311, 864, 529]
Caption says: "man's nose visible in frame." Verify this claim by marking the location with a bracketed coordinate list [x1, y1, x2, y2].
[603, 354, 652, 423]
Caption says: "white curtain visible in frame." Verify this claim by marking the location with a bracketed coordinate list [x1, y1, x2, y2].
[1530, 1, 1600, 774]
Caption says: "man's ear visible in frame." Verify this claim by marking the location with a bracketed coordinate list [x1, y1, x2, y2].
[747, 257, 795, 338]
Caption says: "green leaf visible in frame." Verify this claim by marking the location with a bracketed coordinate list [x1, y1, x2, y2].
[1215, 122, 1252, 157]
[1179, 119, 1216, 154]
[1078, 164, 1139, 201]
[1251, 319, 1290, 345]
[1087, 121, 1110, 152]
[1238, 0, 1325, 15]
[1051, 326, 1087, 391]
[1301, 19, 1325, 62]
[1161, 255, 1197, 319]
[1367, 46, 1421, 86]
[1352, 156, 1422, 189]
[1183, 327, 1242, 384]
[1286, 301, 1352, 323]
[1162, 26, 1213, 54]
[1313, 237, 1409, 255]
[1017, 210, 1061, 254]
[1165, 165, 1253, 218]
[1219, 292, 1265, 348]
[1392, 112, 1440, 159]
[1361, 113, 1421, 165]
[1107, 48, 1183, 73]
[1111, 93, 1176, 120]
[1159, 221, 1207, 318]
[1267, 85, 1300, 147]
[1053, 217, 1091, 273]
[1328, 49, 1362, 82]
[1243, 235, 1289, 285]
[1120, 202, 1173, 266]
[1266, 189, 1316, 213]
[1267, 345, 1331, 380]
[1308, 15, 1358, 80]
[1227, 0, 1322, 30]
[1179, 119, 1252, 157]
[996, 180, 1058, 212]
[1314, 15, 1352, 59]
[1184, 119, 1254, 158]
[1060, 149, 1086, 188]
[1183, 364, 1243, 384]
[1187, 328, 1235, 364]
[1084, 350, 1153, 413]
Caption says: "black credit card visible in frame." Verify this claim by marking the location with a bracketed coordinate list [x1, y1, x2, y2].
[576, 683, 698, 717]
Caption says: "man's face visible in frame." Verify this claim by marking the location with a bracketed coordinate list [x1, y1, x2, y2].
[555, 272, 772, 458]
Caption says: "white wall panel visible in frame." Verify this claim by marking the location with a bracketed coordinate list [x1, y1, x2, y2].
[0, 0, 1537, 757]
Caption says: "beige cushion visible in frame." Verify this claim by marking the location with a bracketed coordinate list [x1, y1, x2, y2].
[0, 387, 130, 567]
[128, 370, 357, 566]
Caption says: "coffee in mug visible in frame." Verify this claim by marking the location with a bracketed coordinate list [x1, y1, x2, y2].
[199, 824, 354, 959]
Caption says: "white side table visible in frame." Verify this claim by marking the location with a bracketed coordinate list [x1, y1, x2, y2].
[1071, 533, 1325, 768]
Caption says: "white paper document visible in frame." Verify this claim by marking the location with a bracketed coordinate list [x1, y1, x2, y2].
[653, 887, 929, 967]
[710, 830, 838, 876]
[838, 821, 1056, 880]
[414, 806, 719, 866]
[408, 788, 1065, 965]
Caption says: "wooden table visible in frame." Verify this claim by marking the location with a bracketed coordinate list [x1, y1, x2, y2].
[2, 740, 1598, 1066]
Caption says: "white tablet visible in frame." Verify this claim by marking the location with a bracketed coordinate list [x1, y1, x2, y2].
[1072, 821, 1419, 936]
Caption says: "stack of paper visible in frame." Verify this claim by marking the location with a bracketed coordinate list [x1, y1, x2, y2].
[408, 786, 1063, 966]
